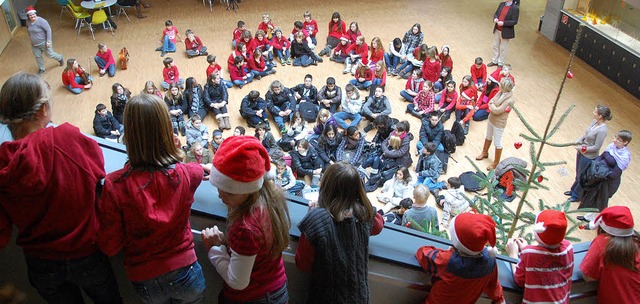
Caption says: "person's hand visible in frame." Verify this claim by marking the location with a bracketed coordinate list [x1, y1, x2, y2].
[505, 238, 519, 258]
[401, 55, 407, 61]
[46, 41, 51, 48]
[285, 109, 292, 116]
[308, 200, 318, 210]
[498, 21, 504, 26]
[494, 18, 500, 24]
[256, 109, 263, 116]
[201, 226, 225, 251]
[372, 113, 379, 119]
[201, 163, 212, 173]
[110, 130, 118, 135]
[100, 69, 106, 74]
[243, 75, 248, 80]
[313, 168, 322, 175]
[84, 83, 92, 89]
[279, 111, 285, 117]
[467, 105, 473, 110]
[514, 238, 528, 251]
[295, 92, 301, 100]
[358, 77, 365, 82]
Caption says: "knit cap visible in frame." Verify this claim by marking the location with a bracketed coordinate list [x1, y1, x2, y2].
[589, 206, 635, 237]
[450, 213, 498, 257]
[209, 136, 270, 194]
[533, 210, 567, 246]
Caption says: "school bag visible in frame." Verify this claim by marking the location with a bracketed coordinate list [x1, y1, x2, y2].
[435, 150, 450, 174]
[364, 165, 399, 192]
[459, 171, 487, 192]
[298, 102, 319, 123]
[494, 157, 528, 202]
[451, 120, 466, 146]
[442, 131, 457, 154]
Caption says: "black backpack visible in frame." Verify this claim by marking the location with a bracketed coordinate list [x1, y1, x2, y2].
[460, 171, 487, 192]
[581, 158, 612, 186]
[442, 131, 457, 154]
[298, 102, 319, 123]
[435, 150, 450, 174]
[451, 120, 466, 146]
[364, 165, 399, 192]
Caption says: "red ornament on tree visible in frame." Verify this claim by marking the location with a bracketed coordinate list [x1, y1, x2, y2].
[537, 175, 544, 182]
[505, 106, 511, 113]
[567, 71, 574, 79]
[514, 142, 523, 149]
[581, 145, 587, 153]
[579, 224, 586, 230]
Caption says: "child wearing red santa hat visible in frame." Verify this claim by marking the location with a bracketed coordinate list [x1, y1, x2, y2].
[415, 213, 505, 304]
[580, 206, 640, 304]
[201, 136, 291, 303]
[506, 210, 574, 304]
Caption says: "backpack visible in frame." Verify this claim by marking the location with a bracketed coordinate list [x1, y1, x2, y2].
[451, 120, 466, 146]
[298, 102, 319, 123]
[119, 47, 130, 70]
[460, 171, 487, 192]
[364, 165, 399, 192]
[435, 150, 450, 174]
[442, 131, 457, 154]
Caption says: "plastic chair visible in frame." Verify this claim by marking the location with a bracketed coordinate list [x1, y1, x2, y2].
[116, 5, 132, 22]
[202, 0, 212, 13]
[88, 9, 114, 40]
[57, 0, 71, 19]
[67, 0, 89, 14]
[67, 4, 90, 31]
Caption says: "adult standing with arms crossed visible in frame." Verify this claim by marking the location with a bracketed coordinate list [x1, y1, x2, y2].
[26, 6, 63, 75]
[488, 0, 519, 68]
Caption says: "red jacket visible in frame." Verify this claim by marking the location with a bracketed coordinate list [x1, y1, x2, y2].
[456, 86, 478, 110]
[477, 86, 500, 111]
[405, 76, 425, 93]
[61, 69, 84, 89]
[232, 27, 244, 41]
[98, 162, 203, 282]
[470, 63, 487, 84]
[303, 19, 318, 36]
[421, 59, 441, 83]
[163, 65, 180, 84]
[439, 53, 453, 72]
[235, 37, 257, 54]
[228, 64, 247, 81]
[327, 20, 347, 40]
[0, 124, 105, 259]
[369, 48, 384, 64]
[271, 36, 289, 50]
[346, 42, 369, 65]
[248, 55, 266, 72]
[185, 36, 204, 51]
[227, 50, 246, 70]
[332, 42, 350, 57]
[354, 68, 373, 82]
[254, 37, 272, 51]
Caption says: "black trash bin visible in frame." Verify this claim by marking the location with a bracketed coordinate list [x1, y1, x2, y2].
[18, 10, 27, 26]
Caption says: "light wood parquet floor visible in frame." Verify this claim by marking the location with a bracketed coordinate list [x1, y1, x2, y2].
[2, 0, 638, 242]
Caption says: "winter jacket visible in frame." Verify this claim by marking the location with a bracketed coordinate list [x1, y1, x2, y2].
[379, 178, 414, 206]
[93, 111, 121, 139]
[362, 95, 391, 117]
[415, 153, 442, 179]
[419, 120, 444, 147]
[381, 132, 414, 168]
[186, 120, 209, 148]
[441, 187, 469, 228]
[291, 148, 322, 176]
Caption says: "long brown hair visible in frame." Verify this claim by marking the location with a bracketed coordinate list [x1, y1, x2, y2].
[123, 94, 183, 169]
[318, 162, 374, 222]
[227, 180, 291, 258]
[601, 228, 640, 271]
[0, 73, 51, 139]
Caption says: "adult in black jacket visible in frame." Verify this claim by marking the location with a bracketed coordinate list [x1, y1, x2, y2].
[418, 111, 444, 151]
[291, 139, 323, 187]
[489, 0, 519, 67]
[203, 73, 231, 130]
[93, 103, 122, 141]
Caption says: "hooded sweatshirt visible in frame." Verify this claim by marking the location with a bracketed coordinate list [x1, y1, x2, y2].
[0, 123, 105, 259]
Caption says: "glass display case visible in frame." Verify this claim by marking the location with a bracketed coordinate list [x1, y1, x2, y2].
[564, 0, 640, 54]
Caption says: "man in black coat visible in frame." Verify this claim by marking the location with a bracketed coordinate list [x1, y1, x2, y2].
[489, 0, 520, 67]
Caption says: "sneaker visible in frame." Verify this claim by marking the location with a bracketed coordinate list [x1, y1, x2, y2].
[487, 62, 498, 67]
[286, 59, 292, 65]
[342, 68, 350, 74]
[269, 69, 277, 75]
[155, 47, 163, 52]
[280, 126, 287, 134]
[318, 48, 328, 56]
[58, 58, 64, 66]
[280, 59, 286, 66]
[463, 121, 469, 135]
[311, 60, 318, 66]
[316, 57, 323, 63]
[160, 51, 166, 57]
[200, 51, 208, 56]
[363, 123, 374, 132]
[254, 74, 262, 80]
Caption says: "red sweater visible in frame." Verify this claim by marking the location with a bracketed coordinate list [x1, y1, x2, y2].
[228, 64, 247, 81]
[96, 49, 116, 67]
[185, 36, 204, 51]
[98, 162, 203, 282]
[0, 123, 105, 259]
[369, 48, 384, 64]
[163, 65, 180, 84]
[346, 42, 369, 65]
[421, 59, 441, 83]
[303, 19, 318, 36]
[248, 55, 266, 72]
[332, 42, 350, 57]
[232, 27, 245, 41]
[327, 20, 347, 40]
[457, 86, 478, 110]
[439, 54, 453, 72]
[470, 63, 487, 84]
[257, 21, 275, 36]
[439, 89, 459, 111]
[476, 86, 500, 111]
[206, 63, 221, 78]
[354, 68, 373, 83]
[271, 36, 289, 50]
[346, 30, 361, 46]
[405, 76, 425, 93]
[227, 50, 244, 70]
[235, 37, 257, 54]
[254, 37, 271, 51]
[62, 69, 84, 89]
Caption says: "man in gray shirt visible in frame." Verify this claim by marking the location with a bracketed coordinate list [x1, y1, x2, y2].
[26, 6, 63, 75]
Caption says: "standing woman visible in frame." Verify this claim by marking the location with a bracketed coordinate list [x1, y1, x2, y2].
[202, 136, 291, 304]
[97, 94, 206, 303]
[296, 162, 384, 303]
[565, 105, 612, 202]
[579, 130, 632, 211]
[0, 73, 122, 303]
[26, 6, 64, 75]
[476, 77, 515, 170]
[580, 206, 640, 303]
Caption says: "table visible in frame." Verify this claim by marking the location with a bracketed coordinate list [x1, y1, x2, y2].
[81, 0, 117, 15]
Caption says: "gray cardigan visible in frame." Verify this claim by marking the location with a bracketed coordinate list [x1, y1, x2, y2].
[577, 120, 608, 159]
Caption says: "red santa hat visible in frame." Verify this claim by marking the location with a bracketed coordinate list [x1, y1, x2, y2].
[26, 6, 36, 15]
[450, 213, 498, 257]
[209, 136, 271, 194]
[533, 210, 567, 246]
[461, 87, 475, 101]
[488, 69, 501, 84]
[589, 206, 635, 237]
[340, 34, 349, 41]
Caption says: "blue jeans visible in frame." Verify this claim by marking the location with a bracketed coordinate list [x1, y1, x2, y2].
[66, 76, 92, 94]
[94, 56, 116, 77]
[25, 252, 122, 304]
[333, 111, 362, 129]
[251, 63, 274, 77]
[275, 49, 290, 61]
[293, 55, 313, 67]
[416, 142, 444, 153]
[434, 81, 444, 92]
[287, 181, 306, 196]
[417, 176, 445, 190]
[218, 282, 288, 304]
[163, 35, 176, 52]
[400, 90, 415, 102]
[270, 105, 290, 130]
[570, 153, 591, 200]
[349, 79, 371, 90]
[372, 78, 383, 87]
[222, 78, 234, 88]
[233, 73, 254, 88]
[132, 261, 206, 304]
[384, 52, 400, 70]
[396, 60, 412, 74]
[473, 109, 490, 121]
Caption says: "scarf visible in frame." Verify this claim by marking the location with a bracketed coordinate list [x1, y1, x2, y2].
[605, 143, 631, 171]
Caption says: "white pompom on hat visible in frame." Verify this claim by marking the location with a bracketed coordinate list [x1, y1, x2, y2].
[450, 213, 498, 257]
[26, 6, 36, 15]
[533, 210, 567, 246]
[340, 34, 349, 41]
[209, 136, 271, 194]
[589, 206, 635, 237]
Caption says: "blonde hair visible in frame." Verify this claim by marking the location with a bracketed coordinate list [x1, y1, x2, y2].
[388, 135, 401, 150]
[123, 94, 183, 168]
[500, 77, 514, 92]
[413, 185, 429, 205]
[316, 108, 331, 125]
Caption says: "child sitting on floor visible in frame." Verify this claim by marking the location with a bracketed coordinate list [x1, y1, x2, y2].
[156, 19, 182, 57]
[402, 185, 438, 232]
[415, 142, 446, 193]
[271, 159, 305, 196]
[161, 57, 184, 90]
[416, 213, 505, 303]
[186, 114, 209, 149]
[382, 198, 413, 225]
[185, 29, 208, 58]
[210, 129, 224, 154]
[437, 177, 469, 229]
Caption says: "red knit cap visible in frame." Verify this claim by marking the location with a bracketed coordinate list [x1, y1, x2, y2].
[533, 210, 567, 246]
[450, 213, 497, 256]
[589, 206, 635, 237]
[209, 136, 271, 194]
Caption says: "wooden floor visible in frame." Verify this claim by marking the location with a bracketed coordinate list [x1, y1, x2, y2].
[2, 0, 638, 241]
